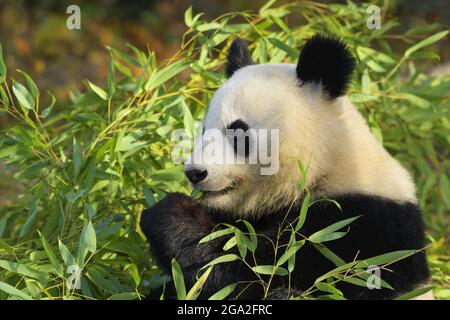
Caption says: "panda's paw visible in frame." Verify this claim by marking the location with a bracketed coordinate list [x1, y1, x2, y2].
[140, 192, 211, 237]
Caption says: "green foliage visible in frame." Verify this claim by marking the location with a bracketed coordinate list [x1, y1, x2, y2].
[0, 0, 448, 299]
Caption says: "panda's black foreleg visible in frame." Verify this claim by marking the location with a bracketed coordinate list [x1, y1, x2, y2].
[140, 192, 264, 299]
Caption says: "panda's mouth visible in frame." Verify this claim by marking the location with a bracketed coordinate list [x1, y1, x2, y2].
[200, 179, 242, 198]
[202, 185, 235, 197]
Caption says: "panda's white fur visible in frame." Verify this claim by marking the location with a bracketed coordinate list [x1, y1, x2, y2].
[187, 64, 417, 216]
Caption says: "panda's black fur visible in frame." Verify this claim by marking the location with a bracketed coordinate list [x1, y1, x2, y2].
[225, 38, 254, 78]
[296, 33, 356, 98]
[141, 192, 429, 300]
[140, 34, 430, 300]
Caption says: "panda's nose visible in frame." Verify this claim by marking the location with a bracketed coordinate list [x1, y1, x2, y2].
[185, 169, 208, 184]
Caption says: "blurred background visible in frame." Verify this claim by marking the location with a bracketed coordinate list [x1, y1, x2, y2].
[0, 0, 448, 103]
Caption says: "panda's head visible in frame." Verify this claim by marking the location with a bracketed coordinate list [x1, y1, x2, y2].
[185, 34, 359, 216]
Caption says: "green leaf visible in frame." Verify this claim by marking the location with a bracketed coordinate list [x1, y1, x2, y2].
[355, 250, 417, 268]
[125, 264, 141, 286]
[0, 85, 9, 110]
[186, 266, 213, 300]
[314, 261, 359, 285]
[196, 22, 221, 32]
[209, 283, 237, 300]
[84, 221, 97, 253]
[234, 229, 248, 259]
[397, 93, 431, 109]
[0, 44, 6, 83]
[86, 267, 116, 293]
[87, 80, 108, 100]
[58, 238, 76, 267]
[17, 69, 39, 98]
[295, 191, 310, 231]
[142, 186, 156, 206]
[259, 0, 277, 16]
[181, 101, 195, 138]
[239, 220, 257, 252]
[0, 240, 14, 254]
[308, 216, 361, 243]
[107, 292, 139, 300]
[72, 138, 82, 177]
[276, 240, 304, 267]
[108, 46, 141, 67]
[395, 286, 434, 300]
[404, 31, 449, 58]
[351, 268, 394, 290]
[0, 259, 47, 282]
[199, 227, 234, 244]
[222, 236, 237, 251]
[38, 231, 63, 277]
[316, 282, 343, 296]
[296, 159, 309, 193]
[201, 254, 240, 269]
[171, 259, 186, 300]
[312, 243, 345, 267]
[309, 232, 348, 243]
[268, 38, 299, 58]
[439, 175, 450, 209]
[184, 6, 193, 27]
[252, 265, 289, 276]
[13, 81, 35, 110]
[19, 199, 39, 239]
[0, 281, 32, 300]
[41, 91, 56, 118]
[0, 216, 7, 238]
[145, 60, 190, 91]
[337, 275, 370, 288]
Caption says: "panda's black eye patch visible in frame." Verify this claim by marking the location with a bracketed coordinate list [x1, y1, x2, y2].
[227, 119, 249, 132]
[226, 119, 250, 157]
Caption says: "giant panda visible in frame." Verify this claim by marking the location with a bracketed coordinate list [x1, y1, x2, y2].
[140, 33, 431, 300]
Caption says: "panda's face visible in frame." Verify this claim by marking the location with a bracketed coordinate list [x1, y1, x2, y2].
[185, 34, 356, 215]
[186, 64, 302, 214]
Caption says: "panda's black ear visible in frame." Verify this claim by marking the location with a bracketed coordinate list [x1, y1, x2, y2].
[296, 33, 356, 99]
[226, 38, 254, 78]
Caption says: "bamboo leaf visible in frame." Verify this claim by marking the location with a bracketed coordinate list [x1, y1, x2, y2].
[87, 81, 108, 100]
[13, 81, 34, 110]
[209, 283, 237, 300]
[0, 44, 6, 83]
[308, 216, 361, 243]
[186, 266, 213, 300]
[38, 231, 63, 277]
[201, 254, 240, 269]
[171, 259, 186, 300]
[199, 228, 235, 244]
[395, 286, 434, 300]
[0, 281, 32, 300]
[404, 31, 449, 58]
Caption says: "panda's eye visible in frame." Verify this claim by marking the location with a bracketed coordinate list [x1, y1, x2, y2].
[227, 119, 249, 132]
[226, 119, 250, 157]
